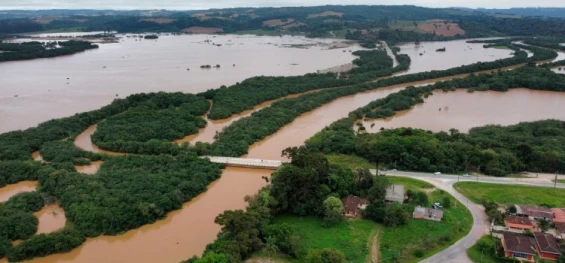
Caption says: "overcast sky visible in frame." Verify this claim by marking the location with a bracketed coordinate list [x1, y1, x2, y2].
[0, 0, 564, 10]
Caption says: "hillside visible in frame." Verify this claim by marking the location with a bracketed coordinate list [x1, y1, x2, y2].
[1, 5, 565, 43]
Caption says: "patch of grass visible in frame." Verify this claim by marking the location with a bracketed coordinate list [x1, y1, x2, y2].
[467, 235, 499, 263]
[556, 179, 565, 184]
[270, 216, 379, 263]
[380, 190, 472, 263]
[388, 176, 434, 192]
[454, 182, 565, 207]
[327, 153, 375, 170]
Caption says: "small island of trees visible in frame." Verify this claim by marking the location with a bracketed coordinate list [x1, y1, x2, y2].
[143, 34, 159, 39]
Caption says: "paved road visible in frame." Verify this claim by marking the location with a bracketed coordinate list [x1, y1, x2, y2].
[369, 169, 565, 263]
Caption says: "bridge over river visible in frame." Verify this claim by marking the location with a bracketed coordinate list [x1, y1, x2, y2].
[202, 156, 285, 170]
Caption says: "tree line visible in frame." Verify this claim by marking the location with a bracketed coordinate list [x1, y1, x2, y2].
[307, 66, 565, 176]
[92, 102, 208, 153]
[0, 40, 98, 62]
[204, 49, 408, 120]
[0, 153, 223, 262]
[0, 92, 208, 162]
[207, 44, 555, 157]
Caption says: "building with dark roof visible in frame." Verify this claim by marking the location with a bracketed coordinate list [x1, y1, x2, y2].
[385, 184, 405, 203]
[413, 206, 444, 222]
[516, 205, 554, 221]
[534, 232, 562, 261]
[341, 195, 369, 218]
[501, 232, 536, 262]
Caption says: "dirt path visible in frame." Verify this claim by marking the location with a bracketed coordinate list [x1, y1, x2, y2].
[370, 230, 380, 263]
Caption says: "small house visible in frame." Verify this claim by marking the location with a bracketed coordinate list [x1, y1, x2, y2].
[515, 205, 554, 221]
[341, 195, 370, 218]
[504, 215, 537, 232]
[501, 232, 536, 262]
[385, 184, 405, 204]
[413, 206, 444, 221]
[534, 232, 562, 261]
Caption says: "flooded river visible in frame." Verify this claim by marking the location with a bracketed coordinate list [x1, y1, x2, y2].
[34, 203, 67, 235]
[0, 34, 363, 133]
[0, 37, 556, 263]
[360, 88, 565, 133]
[15, 167, 270, 263]
[0, 181, 38, 202]
[395, 39, 513, 75]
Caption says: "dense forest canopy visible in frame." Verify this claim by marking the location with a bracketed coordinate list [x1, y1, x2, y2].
[205, 49, 403, 120]
[307, 65, 565, 176]
[0, 40, 98, 62]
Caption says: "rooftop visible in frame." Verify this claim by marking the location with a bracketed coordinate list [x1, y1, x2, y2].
[516, 205, 554, 219]
[505, 215, 534, 226]
[503, 232, 536, 255]
[385, 184, 405, 203]
[342, 195, 370, 216]
[551, 208, 565, 223]
[534, 232, 561, 255]
[413, 206, 443, 220]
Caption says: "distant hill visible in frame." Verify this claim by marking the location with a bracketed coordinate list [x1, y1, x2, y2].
[1, 5, 564, 44]
[463, 7, 565, 18]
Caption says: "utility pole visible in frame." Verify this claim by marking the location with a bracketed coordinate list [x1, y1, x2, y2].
[555, 171, 558, 188]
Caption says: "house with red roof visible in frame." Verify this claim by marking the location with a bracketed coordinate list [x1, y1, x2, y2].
[501, 232, 536, 262]
[504, 215, 537, 232]
[534, 232, 562, 261]
[551, 208, 565, 223]
[341, 195, 369, 218]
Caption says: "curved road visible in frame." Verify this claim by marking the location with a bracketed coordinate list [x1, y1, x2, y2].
[370, 169, 565, 263]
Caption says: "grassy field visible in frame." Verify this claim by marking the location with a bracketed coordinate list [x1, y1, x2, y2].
[327, 153, 375, 170]
[388, 176, 434, 192]
[467, 235, 500, 263]
[556, 179, 565, 184]
[248, 176, 471, 263]
[266, 216, 379, 263]
[454, 182, 565, 207]
[380, 189, 472, 263]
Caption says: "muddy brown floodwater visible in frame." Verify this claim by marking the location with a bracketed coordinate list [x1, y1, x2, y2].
[360, 88, 565, 133]
[34, 203, 67, 234]
[73, 125, 124, 156]
[395, 39, 513, 75]
[0, 38, 546, 263]
[0, 181, 38, 202]
[0, 34, 363, 133]
[15, 167, 270, 263]
[176, 90, 323, 144]
[75, 161, 104, 175]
